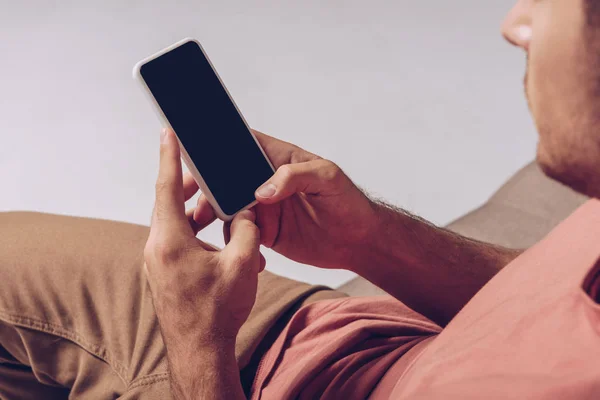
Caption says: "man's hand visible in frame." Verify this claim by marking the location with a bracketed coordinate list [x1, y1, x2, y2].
[144, 128, 259, 399]
[194, 129, 378, 271]
[191, 129, 522, 327]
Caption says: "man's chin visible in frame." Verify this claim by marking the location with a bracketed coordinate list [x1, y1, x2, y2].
[536, 144, 596, 198]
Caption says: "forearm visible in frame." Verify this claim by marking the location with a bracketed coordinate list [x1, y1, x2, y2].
[166, 341, 245, 400]
[351, 201, 523, 327]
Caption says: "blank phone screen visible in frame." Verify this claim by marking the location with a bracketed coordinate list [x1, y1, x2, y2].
[140, 40, 274, 216]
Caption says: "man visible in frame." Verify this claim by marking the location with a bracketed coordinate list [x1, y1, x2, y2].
[1, 0, 599, 398]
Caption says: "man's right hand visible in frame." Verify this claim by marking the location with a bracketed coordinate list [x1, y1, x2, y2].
[192, 129, 522, 326]
[194, 129, 378, 271]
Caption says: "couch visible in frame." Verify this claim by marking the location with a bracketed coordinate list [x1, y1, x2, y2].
[338, 161, 589, 296]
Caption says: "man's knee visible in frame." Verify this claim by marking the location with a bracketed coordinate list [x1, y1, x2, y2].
[0, 211, 149, 318]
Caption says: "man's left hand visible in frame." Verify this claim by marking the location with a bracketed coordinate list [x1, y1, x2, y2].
[143, 128, 263, 398]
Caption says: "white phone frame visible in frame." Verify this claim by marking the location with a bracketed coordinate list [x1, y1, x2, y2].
[133, 38, 275, 221]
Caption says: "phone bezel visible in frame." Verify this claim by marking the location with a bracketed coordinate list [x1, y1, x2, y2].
[133, 38, 276, 221]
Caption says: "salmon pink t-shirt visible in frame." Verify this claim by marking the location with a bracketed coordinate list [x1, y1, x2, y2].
[250, 199, 600, 400]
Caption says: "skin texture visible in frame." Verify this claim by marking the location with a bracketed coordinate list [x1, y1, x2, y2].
[195, 129, 523, 328]
[148, 128, 523, 399]
[194, 130, 379, 271]
[144, 1, 600, 397]
[144, 129, 258, 400]
[502, 0, 600, 197]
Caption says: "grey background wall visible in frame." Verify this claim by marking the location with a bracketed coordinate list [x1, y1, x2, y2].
[0, 0, 535, 287]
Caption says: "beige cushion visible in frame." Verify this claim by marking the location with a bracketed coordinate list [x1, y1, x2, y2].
[338, 161, 589, 296]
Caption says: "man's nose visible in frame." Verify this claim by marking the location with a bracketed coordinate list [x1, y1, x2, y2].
[501, 1, 533, 51]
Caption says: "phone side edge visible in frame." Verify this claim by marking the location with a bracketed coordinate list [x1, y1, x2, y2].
[189, 39, 277, 176]
[132, 45, 233, 222]
[188, 39, 276, 220]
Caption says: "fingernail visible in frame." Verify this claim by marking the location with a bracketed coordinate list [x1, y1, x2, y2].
[161, 128, 168, 144]
[516, 25, 532, 42]
[256, 183, 276, 198]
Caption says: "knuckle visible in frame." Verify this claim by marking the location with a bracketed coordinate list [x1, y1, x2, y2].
[321, 160, 343, 182]
[277, 164, 295, 182]
[229, 251, 254, 269]
[227, 244, 257, 268]
[152, 240, 184, 265]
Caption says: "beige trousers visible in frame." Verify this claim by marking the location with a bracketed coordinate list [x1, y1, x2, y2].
[0, 212, 346, 399]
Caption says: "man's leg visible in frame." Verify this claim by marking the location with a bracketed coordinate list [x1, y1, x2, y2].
[0, 212, 346, 399]
[0, 212, 160, 399]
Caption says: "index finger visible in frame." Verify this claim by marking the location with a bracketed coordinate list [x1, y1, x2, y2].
[152, 128, 192, 236]
[251, 129, 318, 168]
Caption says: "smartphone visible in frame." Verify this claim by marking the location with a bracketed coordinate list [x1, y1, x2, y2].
[133, 38, 275, 221]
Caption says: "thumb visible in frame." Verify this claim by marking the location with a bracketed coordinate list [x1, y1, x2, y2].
[224, 210, 261, 266]
[254, 159, 341, 204]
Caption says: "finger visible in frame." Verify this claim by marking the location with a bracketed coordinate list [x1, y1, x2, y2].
[254, 159, 342, 205]
[251, 129, 319, 168]
[259, 252, 266, 272]
[182, 172, 199, 201]
[254, 202, 281, 248]
[224, 210, 261, 267]
[193, 194, 217, 228]
[185, 208, 216, 235]
[186, 206, 217, 235]
[223, 220, 232, 245]
[185, 208, 201, 235]
[152, 128, 191, 235]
